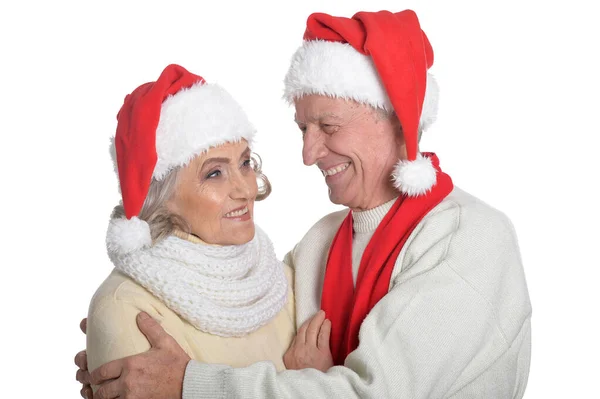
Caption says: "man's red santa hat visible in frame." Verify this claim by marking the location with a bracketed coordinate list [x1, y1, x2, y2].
[107, 64, 255, 255]
[284, 10, 439, 196]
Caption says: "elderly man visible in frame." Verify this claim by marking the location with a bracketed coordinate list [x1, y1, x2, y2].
[75, 10, 531, 399]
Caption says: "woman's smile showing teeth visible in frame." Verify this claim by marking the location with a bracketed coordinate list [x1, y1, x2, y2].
[224, 206, 249, 219]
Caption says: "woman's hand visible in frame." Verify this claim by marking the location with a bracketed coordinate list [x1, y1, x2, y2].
[74, 318, 93, 399]
[283, 310, 333, 372]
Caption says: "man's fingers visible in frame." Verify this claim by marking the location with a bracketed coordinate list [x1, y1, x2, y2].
[306, 310, 326, 345]
[76, 369, 91, 385]
[137, 311, 170, 348]
[90, 359, 122, 385]
[80, 386, 93, 399]
[318, 318, 332, 350]
[94, 379, 121, 399]
[74, 350, 88, 371]
[80, 318, 87, 334]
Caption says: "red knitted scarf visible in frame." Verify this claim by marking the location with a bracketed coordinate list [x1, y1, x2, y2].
[321, 153, 453, 365]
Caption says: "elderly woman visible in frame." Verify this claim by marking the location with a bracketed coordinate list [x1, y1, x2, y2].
[84, 64, 326, 397]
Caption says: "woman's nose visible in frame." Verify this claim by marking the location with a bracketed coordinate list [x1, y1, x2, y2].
[230, 171, 254, 199]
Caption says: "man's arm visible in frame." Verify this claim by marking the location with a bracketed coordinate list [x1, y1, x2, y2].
[181, 202, 531, 398]
[91, 265, 529, 399]
[183, 279, 527, 398]
[91, 203, 531, 398]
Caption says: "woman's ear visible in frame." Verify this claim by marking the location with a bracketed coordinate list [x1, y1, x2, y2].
[163, 195, 179, 216]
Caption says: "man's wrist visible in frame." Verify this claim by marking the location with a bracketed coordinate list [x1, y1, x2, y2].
[182, 360, 230, 399]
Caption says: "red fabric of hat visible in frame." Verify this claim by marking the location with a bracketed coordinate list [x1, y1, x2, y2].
[303, 10, 433, 166]
[114, 64, 205, 219]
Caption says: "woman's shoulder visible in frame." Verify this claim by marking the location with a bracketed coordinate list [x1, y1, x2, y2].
[88, 269, 168, 315]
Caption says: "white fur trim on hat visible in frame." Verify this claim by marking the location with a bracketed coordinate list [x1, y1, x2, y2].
[106, 216, 152, 255]
[152, 82, 256, 180]
[283, 40, 439, 130]
[391, 154, 437, 197]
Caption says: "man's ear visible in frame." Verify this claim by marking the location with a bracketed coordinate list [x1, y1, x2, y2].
[390, 116, 410, 157]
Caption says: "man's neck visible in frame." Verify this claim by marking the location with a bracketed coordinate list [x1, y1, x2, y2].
[350, 190, 398, 212]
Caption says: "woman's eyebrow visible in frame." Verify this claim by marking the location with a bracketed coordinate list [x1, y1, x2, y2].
[239, 148, 251, 159]
[200, 157, 230, 170]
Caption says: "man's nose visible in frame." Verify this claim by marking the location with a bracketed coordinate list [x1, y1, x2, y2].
[302, 128, 328, 166]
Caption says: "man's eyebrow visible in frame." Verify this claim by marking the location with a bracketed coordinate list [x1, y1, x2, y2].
[295, 113, 341, 124]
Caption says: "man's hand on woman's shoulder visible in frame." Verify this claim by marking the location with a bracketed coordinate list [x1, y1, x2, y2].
[74, 312, 191, 399]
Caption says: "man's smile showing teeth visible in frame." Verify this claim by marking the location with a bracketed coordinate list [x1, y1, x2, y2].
[321, 162, 351, 177]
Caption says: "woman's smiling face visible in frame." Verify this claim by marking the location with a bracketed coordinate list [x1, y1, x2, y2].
[166, 140, 258, 245]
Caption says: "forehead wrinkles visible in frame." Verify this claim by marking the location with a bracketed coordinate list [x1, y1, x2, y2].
[295, 97, 374, 124]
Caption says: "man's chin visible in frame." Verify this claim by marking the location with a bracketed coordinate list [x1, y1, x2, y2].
[327, 189, 349, 207]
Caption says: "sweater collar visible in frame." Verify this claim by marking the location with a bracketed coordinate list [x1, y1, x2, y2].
[352, 197, 398, 233]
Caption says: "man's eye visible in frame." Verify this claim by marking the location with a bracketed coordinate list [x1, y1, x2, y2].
[206, 170, 221, 179]
[242, 159, 252, 168]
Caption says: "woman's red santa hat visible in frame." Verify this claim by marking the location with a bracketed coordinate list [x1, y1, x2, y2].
[107, 64, 255, 255]
[283, 10, 439, 196]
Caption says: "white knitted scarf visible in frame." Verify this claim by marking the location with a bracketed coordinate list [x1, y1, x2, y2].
[107, 226, 288, 337]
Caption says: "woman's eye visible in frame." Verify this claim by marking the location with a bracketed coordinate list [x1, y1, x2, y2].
[206, 170, 221, 179]
[242, 159, 252, 168]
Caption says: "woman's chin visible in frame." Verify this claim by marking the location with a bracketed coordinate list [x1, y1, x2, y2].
[218, 224, 256, 245]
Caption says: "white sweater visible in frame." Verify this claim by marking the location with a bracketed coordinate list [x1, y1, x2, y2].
[183, 187, 532, 398]
[351, 197, 397, 284]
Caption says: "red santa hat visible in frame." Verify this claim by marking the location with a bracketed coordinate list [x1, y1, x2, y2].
[284, 10, 439, 196]
[107, 64, 255, 254]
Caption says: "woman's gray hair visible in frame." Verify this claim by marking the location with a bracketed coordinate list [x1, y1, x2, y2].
[251, 152, 272, 201]
[111, 151, 272, 244]
[111, 167, 187, 243]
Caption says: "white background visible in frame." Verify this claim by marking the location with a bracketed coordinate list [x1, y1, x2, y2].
[1, 0, 598, 397]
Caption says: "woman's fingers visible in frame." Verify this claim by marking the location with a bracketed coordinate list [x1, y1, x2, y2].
[296, 316, 310, 344]
[318, 318, 331, 351]
[306, 310, 326, 345]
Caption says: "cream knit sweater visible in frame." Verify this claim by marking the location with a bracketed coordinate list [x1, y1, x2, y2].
[86, 232, 296, 393]
[183, 187, 532, 398]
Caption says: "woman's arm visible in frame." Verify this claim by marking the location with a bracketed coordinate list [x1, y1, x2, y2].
[86, 294, 153, 382]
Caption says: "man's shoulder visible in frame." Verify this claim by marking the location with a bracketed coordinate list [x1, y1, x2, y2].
[398, 186, 520, 281]
[426, 186, 515, 233]
[289, 208, 349, 262]
[302, 208, 349, 242]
